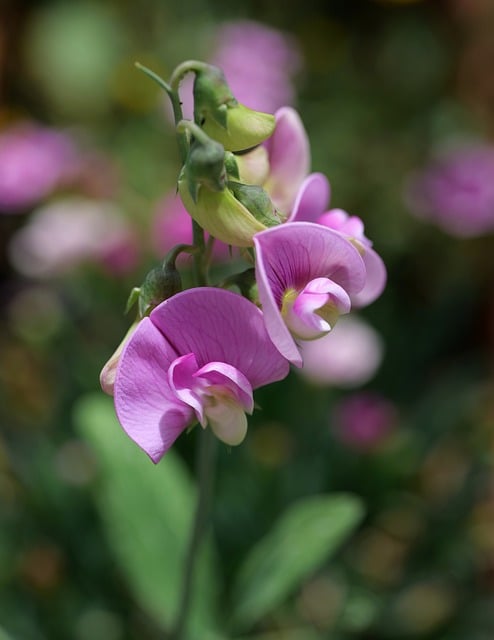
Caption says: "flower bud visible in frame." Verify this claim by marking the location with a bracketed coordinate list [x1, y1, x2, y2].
[193, 65, 275, 152]
[184, 138, 226, 202]
[100, 320, 139, 396]
[138, 261, 182, 317]
[178, 178, 267, 247]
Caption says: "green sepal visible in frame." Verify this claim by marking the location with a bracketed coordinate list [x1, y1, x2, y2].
[184, 137, 226, 200]
[125, 286, 141, 315]
[228, 181, 282, 228]
[138, 262, 182, 317]
[193, 64, 237, 127]
[224, 151, 240, 180]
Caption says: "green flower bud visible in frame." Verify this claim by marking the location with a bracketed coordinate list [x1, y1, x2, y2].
[178, 178, 268, 247]
[193, 65, 275, 152]
[201, 103, 275, 153]
[184, 138, 226, 202]
[138, 261, 182, 317]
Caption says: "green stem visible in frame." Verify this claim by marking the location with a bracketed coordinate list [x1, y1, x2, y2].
[176, 119, 214, 147]
[192, 221, 207, 287]
[135, 61, 188, 162]
[171, 428, 216, 640]
[169, 59, 211, 92]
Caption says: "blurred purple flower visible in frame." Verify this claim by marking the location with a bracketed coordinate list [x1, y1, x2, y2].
[0, 123, 80, 213]
[291, 173, 387, 307]
[211, 21, 303, 113]
[298, 315, 384, 387]
[114, 288, 289, 461]
[254, 222, 366, 366]
[8, 197, 138, 277]
[152, 192, 230, 262]
[332, 392, 397, 451]
[406, 143, 494, 237]
[169, 21, 303, 122]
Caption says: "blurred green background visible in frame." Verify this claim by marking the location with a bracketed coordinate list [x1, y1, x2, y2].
[1, 0, 494, 638]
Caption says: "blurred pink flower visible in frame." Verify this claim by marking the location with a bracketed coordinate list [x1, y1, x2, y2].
[152, 192, 230, 262]
[0, 123, 80, 213]
[332, 392, 397, 451]
[406, 143, 494, 237]
[8, 197, 138, 277]
[298, 315, 384, 387]
[169, 20, 303, 121]
[211, 21, 303, 113]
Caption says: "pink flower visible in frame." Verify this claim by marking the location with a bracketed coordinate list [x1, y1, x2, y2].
[8, 197, 138, 277]
[290, 173, 387, 307]
[405, 143, 494, 237]
[152, 192, 230, 262]
[173, 21, 303, 122]
[0, 123, 80, 213]
[211, 21, 303, 113]
[332, 392, 397, 451]
[254, 222, 366, 367]
[237, 107, 310, 216]
[113, 288, 290, 461]
[298, 316, 384, 387]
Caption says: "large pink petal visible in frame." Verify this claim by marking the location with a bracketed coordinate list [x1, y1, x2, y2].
[254, 222, 366, 366]
[263, 107, 310, 213]
[351, 247, 387, 308]
[288, 173, 330, 223]
[150, 288, 289, 389]
[114, 318, 193, 463]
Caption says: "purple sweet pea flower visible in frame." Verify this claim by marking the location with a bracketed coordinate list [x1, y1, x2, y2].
[236, 107, 310, 217]
[0, 123, 80, 213]
[254, 222, 366, 367]
[290, 173, 387, 307]
[405, 143, 494, 237]
[114, 288, 290, 462]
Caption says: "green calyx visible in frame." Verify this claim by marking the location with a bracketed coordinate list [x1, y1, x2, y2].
[192, 65, 275, 152]
[227, 181, 282, 228]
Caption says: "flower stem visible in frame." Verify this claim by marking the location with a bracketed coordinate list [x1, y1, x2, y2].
[171, 427, 217, 639]
[169, 59, 211, 93]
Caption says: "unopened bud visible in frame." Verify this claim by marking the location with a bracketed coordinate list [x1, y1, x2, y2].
[193, 65, 275, 152]
[139, 262, 182, 317]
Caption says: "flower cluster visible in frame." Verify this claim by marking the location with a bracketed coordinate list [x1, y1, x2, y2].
[101, 60, 387, 462]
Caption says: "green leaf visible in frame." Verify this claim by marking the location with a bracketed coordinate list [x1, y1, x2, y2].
[230, 494, 364, 631]
[74, 393, 221, 640]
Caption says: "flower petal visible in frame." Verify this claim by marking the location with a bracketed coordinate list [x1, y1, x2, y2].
[263, 107, 310, 214]
[150, 287, 290, 388]
[114, 318, 194, 463]
[289, 172, 330, 223]
[351, 246, 387, 308]
[168, 353, 206, 425]
[205, 396, 248, 446]
[254, 222, 366, 366]
[196, 362, 254, 413]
